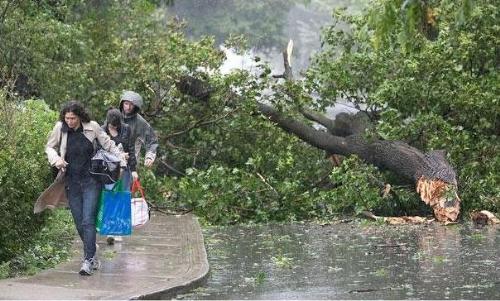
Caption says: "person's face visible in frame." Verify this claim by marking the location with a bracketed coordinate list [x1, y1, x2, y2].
[64, 112, 81, 129]
[122, 101, 135, 114]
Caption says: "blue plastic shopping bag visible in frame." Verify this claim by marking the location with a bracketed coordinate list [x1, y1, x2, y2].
[96, 181, 132, 235]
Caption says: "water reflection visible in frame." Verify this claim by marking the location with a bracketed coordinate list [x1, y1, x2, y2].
[176, 223, 499, 300]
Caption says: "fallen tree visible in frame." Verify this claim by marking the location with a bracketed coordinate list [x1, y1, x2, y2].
[259, 103, 461, 222]
[176, 74, 461, 222]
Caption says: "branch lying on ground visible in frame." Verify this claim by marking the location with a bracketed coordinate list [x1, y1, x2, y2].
[164, 140, 197, 153]
[300, 108, 336, 132]
[256, 172, 280, 197]
[175, 34, 461, 222]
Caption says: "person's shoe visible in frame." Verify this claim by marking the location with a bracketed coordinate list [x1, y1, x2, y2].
[79, 259, 93, 276]
[106, 236, 115, 245]
[114, 236, 123, 242]
[90, 257, 100, 270]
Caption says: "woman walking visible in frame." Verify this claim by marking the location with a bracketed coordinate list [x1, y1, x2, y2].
[102, 108, 137, 191]
[41, 101, 126, 275]
[101, 107, 137, 245]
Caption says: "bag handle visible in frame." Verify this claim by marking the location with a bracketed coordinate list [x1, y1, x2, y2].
[131, 179, 145, 199]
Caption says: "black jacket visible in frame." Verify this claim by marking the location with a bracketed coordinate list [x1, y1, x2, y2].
[101, 123, 137, 171]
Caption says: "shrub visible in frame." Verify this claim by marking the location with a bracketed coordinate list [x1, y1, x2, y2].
[0, 95, 58, 262]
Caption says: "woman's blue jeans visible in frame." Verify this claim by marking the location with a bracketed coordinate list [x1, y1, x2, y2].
[66, 176, 101, 260]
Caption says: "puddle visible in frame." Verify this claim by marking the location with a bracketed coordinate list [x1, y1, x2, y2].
[176, 222, 500, 299]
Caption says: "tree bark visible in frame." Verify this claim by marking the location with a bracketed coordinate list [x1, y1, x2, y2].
[259, 103, 456, 184]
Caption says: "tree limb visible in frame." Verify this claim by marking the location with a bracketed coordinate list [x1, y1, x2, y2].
[301, 108, 336, 132]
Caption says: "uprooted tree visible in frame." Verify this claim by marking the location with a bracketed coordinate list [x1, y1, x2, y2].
[177, 74, 461, 222]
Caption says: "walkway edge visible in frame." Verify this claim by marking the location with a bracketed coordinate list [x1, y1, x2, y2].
[113, 214, 210, 300]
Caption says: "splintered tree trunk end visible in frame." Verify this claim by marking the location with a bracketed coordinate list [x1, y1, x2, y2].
[416, 177, 460, 222]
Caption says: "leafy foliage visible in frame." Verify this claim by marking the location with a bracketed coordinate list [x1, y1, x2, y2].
[307, 0, 499, 213]
[174, 125, 331, 224]
[313, 156, 430, 217]
[0, 95, 58, 262]
[0, 210, 74, 279]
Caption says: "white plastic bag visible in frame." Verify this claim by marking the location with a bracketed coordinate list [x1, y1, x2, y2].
[131, 179, 150, 228]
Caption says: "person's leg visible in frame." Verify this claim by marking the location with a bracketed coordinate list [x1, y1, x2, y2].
[67, 180, 97, 276]
[81, 177, 101, 260]
[66, 182, 84, 243]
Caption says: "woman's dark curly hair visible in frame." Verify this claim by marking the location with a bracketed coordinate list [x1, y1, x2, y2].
[59, 100, 91, 123]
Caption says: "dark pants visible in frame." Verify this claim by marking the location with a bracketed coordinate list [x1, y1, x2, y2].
[66, 176, 101, 260]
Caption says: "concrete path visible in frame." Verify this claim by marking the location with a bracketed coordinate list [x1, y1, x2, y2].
[0, 213, 209, 300]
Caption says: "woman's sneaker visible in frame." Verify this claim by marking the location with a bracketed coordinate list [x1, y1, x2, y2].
[79, 257, 100, 275]
[90, 257, 100, 270]
[79, 259, 93, 276]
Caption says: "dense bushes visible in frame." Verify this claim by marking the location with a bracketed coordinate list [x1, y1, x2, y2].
[0, 210, 74, 278]
[0, 95, 59, 263]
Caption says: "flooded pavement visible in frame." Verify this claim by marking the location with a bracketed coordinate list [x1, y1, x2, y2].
[176, 221, 499, 300]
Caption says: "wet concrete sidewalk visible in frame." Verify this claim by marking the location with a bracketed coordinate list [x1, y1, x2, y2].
[0, 213, 209, 300]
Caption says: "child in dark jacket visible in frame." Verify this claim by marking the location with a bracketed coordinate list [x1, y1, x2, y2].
[102, 108, 137, 191]
[102, 108, 137, 245]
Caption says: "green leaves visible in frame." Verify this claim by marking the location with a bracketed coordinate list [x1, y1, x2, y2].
[316, 156, 385, 215]
[0, 96, 59, 264]
[309, 0, 499, 215]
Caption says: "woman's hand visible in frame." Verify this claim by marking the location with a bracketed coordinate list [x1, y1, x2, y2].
[132, 171, 139, 180]
[55, 158, 68, 171]
[120, 153, 128, 162]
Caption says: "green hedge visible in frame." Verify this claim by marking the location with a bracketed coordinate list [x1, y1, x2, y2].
[0, 95, 58, 263]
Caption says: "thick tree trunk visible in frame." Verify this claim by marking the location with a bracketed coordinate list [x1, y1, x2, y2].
[260, 103, 457, 184]
[177, 76, 461, 222]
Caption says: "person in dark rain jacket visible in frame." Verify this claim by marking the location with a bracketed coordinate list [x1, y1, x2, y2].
[119, 90, 158, 176]
[101, 107, 137, 191]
